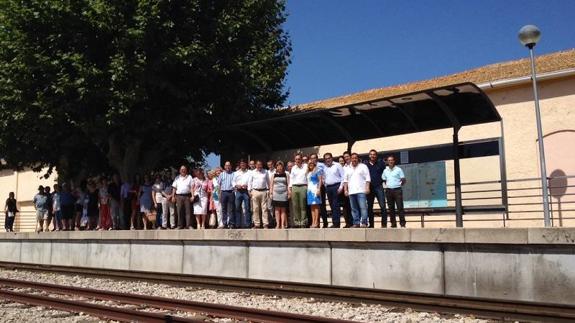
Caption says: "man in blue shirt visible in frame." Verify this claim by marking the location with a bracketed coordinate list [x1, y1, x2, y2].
[382, 156, 406, 228]
[364, 149, 387, 228]
[218, 161, 235, 228]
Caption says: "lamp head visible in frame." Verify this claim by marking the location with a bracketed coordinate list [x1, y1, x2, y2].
[518, 25, 541, 48]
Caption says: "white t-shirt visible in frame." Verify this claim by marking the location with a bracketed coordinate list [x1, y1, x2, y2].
[233, 169, 251, 189]
[289, 163, 308, 187]
[248, 169, 270, 190]
[343, 163, 371, 195]
[172, 175, 193, 194]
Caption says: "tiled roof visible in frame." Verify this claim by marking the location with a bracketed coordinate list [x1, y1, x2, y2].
[292, 49, 575, 111]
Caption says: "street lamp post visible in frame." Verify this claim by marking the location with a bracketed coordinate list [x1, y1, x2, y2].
[518, 24, 551, 227]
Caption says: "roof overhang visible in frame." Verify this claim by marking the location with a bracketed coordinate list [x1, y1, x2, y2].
[216, 82, 501, 154]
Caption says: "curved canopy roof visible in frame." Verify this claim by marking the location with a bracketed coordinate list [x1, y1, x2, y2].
[216, 82, 501, 154]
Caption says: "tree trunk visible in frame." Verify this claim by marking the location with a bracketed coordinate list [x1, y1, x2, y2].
[107, 135, 163, 182]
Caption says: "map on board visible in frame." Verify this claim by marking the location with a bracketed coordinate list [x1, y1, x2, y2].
[400, 161, 447, 208]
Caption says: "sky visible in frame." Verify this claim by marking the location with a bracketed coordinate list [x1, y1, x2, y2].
[283, 0, 575, 105]
[207, 0, 575, 168]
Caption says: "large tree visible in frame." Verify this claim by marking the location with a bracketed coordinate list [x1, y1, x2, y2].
[0, 0, 290, 181]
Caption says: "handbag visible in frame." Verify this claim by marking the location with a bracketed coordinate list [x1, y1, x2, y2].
[209, 212, 217, 227]
[192, 194, 200, 204]
[80, 212, 89, 227]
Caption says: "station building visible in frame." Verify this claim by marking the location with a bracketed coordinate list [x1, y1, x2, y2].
[2, 49, 575, 231]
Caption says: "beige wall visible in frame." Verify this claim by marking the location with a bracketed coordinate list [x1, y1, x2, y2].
[0, 168, 57, 232]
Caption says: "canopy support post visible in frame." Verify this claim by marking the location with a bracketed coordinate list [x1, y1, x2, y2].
[453, 127, 463, 227]
[429, 91, 464, 227]
[499, 121, 509, 222]
[347, 141, 355, 153]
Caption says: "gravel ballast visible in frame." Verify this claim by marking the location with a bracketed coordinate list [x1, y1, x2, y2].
[0, 269, 491, 323]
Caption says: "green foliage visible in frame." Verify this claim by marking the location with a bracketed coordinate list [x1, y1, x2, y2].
[0, 0, 290, 180]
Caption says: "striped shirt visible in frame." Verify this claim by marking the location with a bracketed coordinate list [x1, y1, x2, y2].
[218, 171, 235, 191]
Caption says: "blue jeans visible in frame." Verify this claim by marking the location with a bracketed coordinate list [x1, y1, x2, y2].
[367, 184, 387, 227]
[234, 190, 251, 228]
[220, 191, 235, 227]
[325, 184, 341, 226]
[349, 193, 368, 226]
[54, 210, 62, 230]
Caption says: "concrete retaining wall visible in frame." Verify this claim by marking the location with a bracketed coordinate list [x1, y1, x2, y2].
[1, 228, 574, 305]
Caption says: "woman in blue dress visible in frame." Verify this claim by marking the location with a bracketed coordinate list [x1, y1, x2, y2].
[306, 161, 323, 228]
[139, 175, 153, 230]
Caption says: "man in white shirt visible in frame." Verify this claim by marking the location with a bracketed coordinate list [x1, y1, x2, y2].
[233, 160, 252, 228]
[249, 160, 271, 228]
[288, 153, 308, 227]
[266, 160, 276, 224]
[171, 165, 193, 229]
[343, 153, 371, 228]
[323, 153, 345, 228]
[341, 151, 353, 227]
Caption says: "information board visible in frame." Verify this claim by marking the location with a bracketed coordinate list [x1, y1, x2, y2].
[400, 161, 447, 208]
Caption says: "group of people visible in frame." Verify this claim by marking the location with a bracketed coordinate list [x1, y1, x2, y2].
[4, 150, 407, 233]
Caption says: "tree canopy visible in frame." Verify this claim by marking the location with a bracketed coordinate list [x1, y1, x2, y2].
[0, 0, 291, 181]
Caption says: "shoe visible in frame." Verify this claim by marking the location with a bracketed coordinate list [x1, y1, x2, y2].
[400, 225, 406, 228]
[352, 224, 360, 228]
[391, 225, 397, 228]
[263, 225, 269, 229]
[382, 223, 387, 228]
[329, 224, 340, 228]
[360, 224, 367, 228]
[343, 224, 352, 228]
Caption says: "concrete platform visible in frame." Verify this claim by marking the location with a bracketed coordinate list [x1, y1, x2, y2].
[0, 227, 574, 305]
[1, 227, 574, 244]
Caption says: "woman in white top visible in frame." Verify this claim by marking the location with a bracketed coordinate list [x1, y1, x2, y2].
[192, 169, 211, 229]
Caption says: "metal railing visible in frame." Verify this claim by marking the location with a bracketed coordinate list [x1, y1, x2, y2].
[440, 175, 575, 227]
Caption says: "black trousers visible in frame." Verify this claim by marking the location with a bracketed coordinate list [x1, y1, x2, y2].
[385, 188, 406, 227]
[320, 185, 328, 227]
[4, 213, 15, 231]
[175, 195, 194, 229]
[122, 198, 132, 230]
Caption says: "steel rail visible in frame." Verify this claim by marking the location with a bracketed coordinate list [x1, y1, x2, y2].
[0, 288, 198, 323]
[0, 277, 351, 323]
[1, 262, 575, 322]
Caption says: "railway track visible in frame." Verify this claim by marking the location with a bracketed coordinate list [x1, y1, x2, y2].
[1, 261, 575, 322]
[0, 277, 351, 323]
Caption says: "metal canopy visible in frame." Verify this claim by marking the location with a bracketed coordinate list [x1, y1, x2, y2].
[217, 82, 501, 154]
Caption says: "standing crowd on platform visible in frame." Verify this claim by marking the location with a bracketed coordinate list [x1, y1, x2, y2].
[4, 151, 406, 233]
